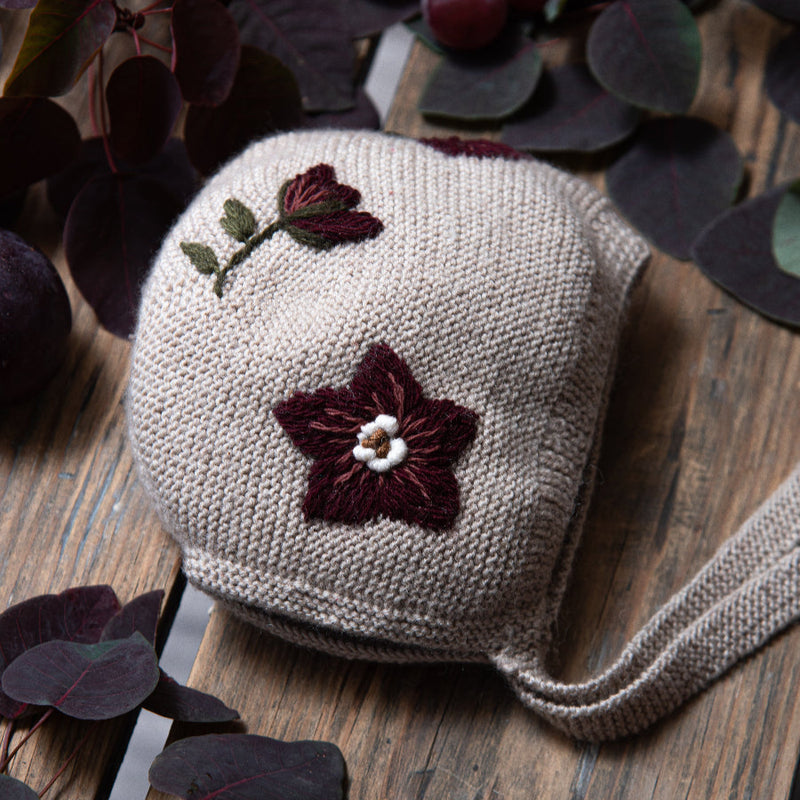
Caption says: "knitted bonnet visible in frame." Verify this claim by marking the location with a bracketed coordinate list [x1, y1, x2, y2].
[127, 130, 800, 741]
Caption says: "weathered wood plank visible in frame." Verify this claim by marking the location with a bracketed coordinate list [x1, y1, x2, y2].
[0, 9, 184, 798]
[143, 2, 800, 798]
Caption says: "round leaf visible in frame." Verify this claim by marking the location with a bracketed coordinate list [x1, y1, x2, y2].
[765, 30, 800, 125]
[64, 173, 183, 337]
[587, 0, 701, 113]
[2, 633, 160, 720]
[185, 46, 304, 176]
[0, 586, 120, 719]
[4, 0, 116, 97]
[172, 0, 240, 106]
[47, 137, 198, 219]
[0, 98, 80, 198]
[0, 775, 39, 800]
[419, 36, 542, 122]
[101, 589, 164, 644]
[606, 117, 743, 259]
[149, 733, 346, 800]
[501, 64, 641, 153]
[106, 56, 182, 164]
[751, 0, 800, 21]
[143, 671, 240, 722]
[347, 0, 420, 37]
[304, 88, 380, 131]
[692, 187, 800, 328]
[228, 0, 355, 112]
[772, 180, 800, 278]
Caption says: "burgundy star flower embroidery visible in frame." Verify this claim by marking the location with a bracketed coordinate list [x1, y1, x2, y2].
[273, 344, 479, 531]
[277, 164, 384, 250]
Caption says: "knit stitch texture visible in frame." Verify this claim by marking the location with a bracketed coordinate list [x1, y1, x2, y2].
[127, 131, 800, 740]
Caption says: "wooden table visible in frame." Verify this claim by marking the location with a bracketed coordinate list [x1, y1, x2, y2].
[2, 1, 800, 797]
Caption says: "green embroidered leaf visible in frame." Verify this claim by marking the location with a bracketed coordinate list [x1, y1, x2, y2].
[180, 242, 219, 275]
[284, 224, 336, 251]
[220, 198, 257, 242]
[773, 179, 800, 278]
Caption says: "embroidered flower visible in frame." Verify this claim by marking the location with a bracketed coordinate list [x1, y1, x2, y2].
[278, 164, 384, 250]
[180, 163, 383, 297]
[273, 344, 478, 531]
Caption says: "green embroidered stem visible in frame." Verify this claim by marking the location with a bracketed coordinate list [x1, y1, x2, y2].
[212, 220, 282, 298]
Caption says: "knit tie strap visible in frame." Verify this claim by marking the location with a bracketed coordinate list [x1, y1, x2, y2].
[493, 464, 800, 741]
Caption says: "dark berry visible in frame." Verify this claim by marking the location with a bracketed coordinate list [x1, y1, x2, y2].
[422, 0, 509, 50]
[0, 229, 72, 405]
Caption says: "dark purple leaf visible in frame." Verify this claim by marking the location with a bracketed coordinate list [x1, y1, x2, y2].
[101, 590, 163, 644]
[404, 15, 445, 54]
[773, 180, 800, 278]
[4, 0, 116, 97]
[106, 57, 182, 164]
[587, 0, 701, 113]
[64, 173, 183, 337]
[765, 30, 800, 124]
[184, 45, 304, 176]
[0, 190, 26, 229]
[228, 0, 355, 112]
[0, 775, 38, 800]
[501, 64, 641, 152]
[172, 0, 240, 106]
[0, 98, 80, 197]
[149, 734, 346, 800]
[143, 671, 239, 722]
[419, 35, 542, 121]
[692, 187, 800, 328]
[304, 88, 379, 130]
[0, 586, 120, 719]
[47, 137, 198, 219]
[606, 117, 743, 259]
[2, 633, 160, 720]
[345, 0, 420, 37]
[751, 0, 800, 21]
[0, 0, 39, 7]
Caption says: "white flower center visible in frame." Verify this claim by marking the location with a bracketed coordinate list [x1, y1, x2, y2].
[352, 414, 407, 473]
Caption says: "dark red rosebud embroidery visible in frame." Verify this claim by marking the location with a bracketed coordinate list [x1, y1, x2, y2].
[277, 164, 384, 250]
[419, 136, 526, 160]
[180, 164, 383, 297]
[273, 344, 479, 531]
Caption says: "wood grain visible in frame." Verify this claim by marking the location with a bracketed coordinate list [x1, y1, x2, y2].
[4, 1, 800, 798]
[146, 3, 800, 800]
[0, 9, 183, 799]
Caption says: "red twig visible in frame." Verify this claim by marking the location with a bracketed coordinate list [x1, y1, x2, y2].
[139, 0, 171, 12]
[37, 723, 97, 798]
[0, 709, 53, 773]
[131, 26, 142, 56]
[97, 50, 119, 174]
[87, 61, 101, 138]
[0, 720, 13, 773]
[137, 34, 172, 54]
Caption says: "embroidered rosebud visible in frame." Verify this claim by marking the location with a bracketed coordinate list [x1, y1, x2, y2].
[181, 163, 384, 297]
[277, 164, 384, 250]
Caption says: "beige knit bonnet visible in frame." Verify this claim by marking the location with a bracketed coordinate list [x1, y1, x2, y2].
[127, 129, 800, 741]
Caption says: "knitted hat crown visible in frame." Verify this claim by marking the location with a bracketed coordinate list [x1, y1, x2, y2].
[127, 130, 800, 741]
